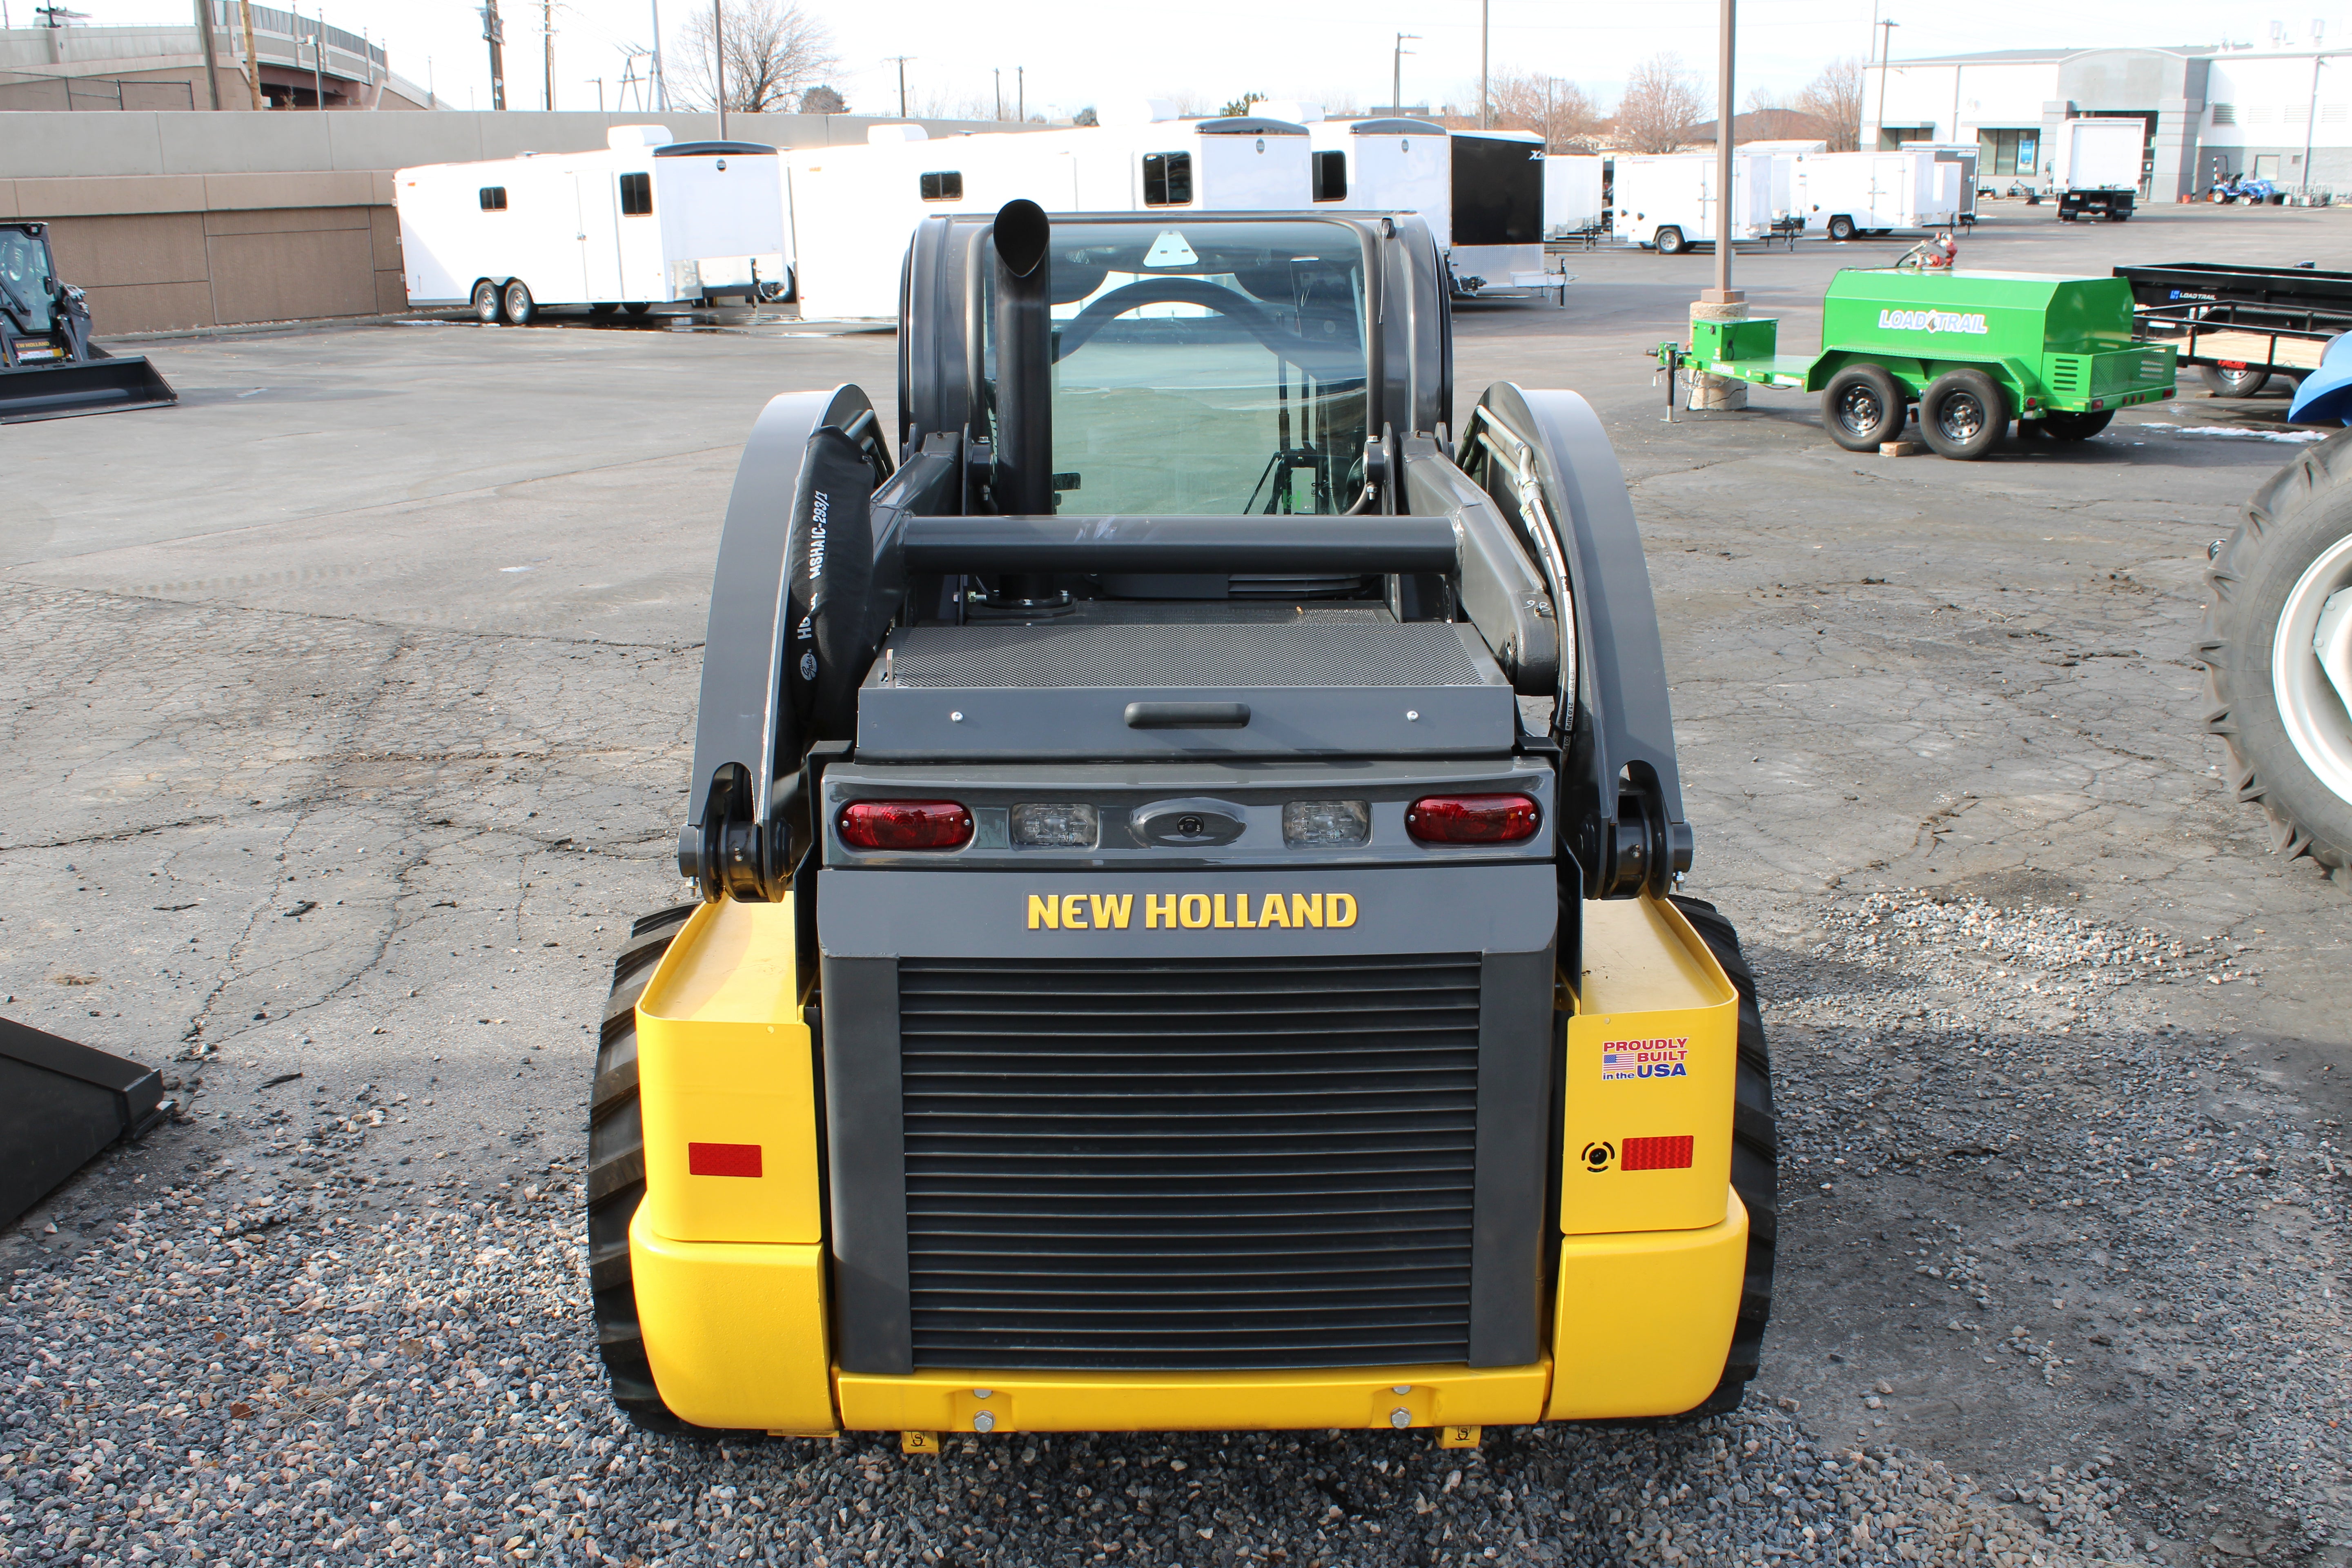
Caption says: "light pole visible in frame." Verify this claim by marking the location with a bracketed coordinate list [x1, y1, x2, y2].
[649, 0, 666, 110]
[1479, 0, 1489, 129]
[887, 54, 911, 118]
[1875, 19, 1898, 151]
[1017, 65, 1023, 122]
[712, 0, 725, 136]
[1713, 0, 1735, 303]
[1391, 31, 1417, 115]
[993, 67, 1002, 121]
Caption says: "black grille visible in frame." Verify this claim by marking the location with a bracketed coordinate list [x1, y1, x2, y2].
[898, 953, 1482, 1370]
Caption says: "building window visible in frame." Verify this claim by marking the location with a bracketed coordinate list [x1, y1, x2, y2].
[918, 170, 963, 201]
[1142, 151, 1193, 206]
[1312, 149, 1347, 202]
[478, 187, 508, 210]
[1976, 128, 2038, 177]
[619, 172, 653, 215]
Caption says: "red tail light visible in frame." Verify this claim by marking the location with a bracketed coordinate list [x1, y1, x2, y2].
[1405, 793, 1541, 844]
[839, 800, 974, 851]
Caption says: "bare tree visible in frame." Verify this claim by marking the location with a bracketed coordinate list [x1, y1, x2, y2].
[1743, 86, 1794, 142]
[913, 86, 994, 120]
[800, 82, 845, 113]
[1799, 57, 1863, 151]
[1613, 53, 1704, 154]
[1488, 69, 1600, 150]
[673, 0, 840, 114]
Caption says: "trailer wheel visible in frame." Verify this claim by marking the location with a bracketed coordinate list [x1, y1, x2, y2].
[2201, 363, 2274, 398]
[624, 302, 652, 317]
[591, 303, 618, 318]
[588, 902, 746, 1437]
[2040, 408, 2114, 440]
[502, 279, 536, 325]
[1919, 368, 2008, 460]
[2198, 436, 2352, 884]
[471, 280, 504, 325]
[1655, 226, 1687, 256]
[1826, 215, 1856, 242]
[1665, 895, 1775, 1419]
[1822, 364, 1907, 451]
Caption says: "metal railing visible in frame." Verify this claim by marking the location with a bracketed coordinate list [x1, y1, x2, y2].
[208, 1, 387, 72]
[0, 70, 196, 111]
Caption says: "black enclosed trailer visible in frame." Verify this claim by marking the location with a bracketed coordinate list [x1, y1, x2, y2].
[2117, 260, 2352, 397]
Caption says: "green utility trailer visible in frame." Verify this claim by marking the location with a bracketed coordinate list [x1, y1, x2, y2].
[1658, 267, 2177, 460]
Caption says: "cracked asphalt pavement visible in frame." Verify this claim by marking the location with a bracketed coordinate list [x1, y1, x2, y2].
[0, 201, 2344, 1566]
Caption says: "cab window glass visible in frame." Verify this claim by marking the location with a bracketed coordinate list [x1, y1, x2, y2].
[1141, 152, 1193, 206]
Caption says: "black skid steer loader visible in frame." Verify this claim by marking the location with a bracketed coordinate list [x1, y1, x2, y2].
[0, 221, 177, 424]
[588, 201, 1776, 1444]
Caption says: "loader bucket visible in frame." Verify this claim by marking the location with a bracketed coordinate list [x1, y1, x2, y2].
[0, 352, 177, 424]
[0, 1017, 172, 1229]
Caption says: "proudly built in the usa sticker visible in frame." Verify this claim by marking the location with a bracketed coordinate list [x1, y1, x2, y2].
[1600, 1036, 1692, 1080]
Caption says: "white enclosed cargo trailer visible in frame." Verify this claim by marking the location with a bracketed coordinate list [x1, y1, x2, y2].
[1543, 153, 1605, 236]
[1306, 116, 1450, 240]
[784, 117, 1311, 321]
[394, 126, 788, 323]
[1791, 149, 1959, 240]
[2053, 118, 2144, 221]
[1612, 151, 1777, 253]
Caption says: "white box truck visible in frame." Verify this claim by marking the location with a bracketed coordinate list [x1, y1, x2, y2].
[394, 126, 789, 323]
[784, 116, 1311, 322]
[1792, 149, 1959, 240]
[1612, 151, 1777, 254]
[2054, 118, 2144, 221]
[1543, 153, 1605, 237]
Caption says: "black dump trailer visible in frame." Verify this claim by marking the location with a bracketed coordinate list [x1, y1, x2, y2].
[0, 221, 177, 423]
[2118, 260, 2352, 397]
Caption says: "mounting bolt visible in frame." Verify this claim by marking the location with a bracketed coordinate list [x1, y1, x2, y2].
[1390, 1408, 1412, 1429]
[973, 1411, 996, 1433]
[950, 711, 965, 722]
[1392, 1386, 1412, 1394]
[1405, 710, 1420, 721]
[973, 1389, 992, 1399]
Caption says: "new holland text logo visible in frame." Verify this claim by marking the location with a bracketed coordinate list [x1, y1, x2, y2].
[1027, 892, 1359, 931]
[1876, 307, 1989, 335]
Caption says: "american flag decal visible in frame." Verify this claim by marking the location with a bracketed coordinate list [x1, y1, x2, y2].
[1600, 1049, 1637, 1080]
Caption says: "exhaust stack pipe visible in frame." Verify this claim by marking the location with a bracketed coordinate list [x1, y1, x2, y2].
[989, 199, 1054, 522]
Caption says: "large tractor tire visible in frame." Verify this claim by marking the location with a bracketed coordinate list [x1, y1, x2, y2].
[588, 904, 735, 1437]
[1667, 895, 1777, 1418]
[2200, 437, 2352, 885]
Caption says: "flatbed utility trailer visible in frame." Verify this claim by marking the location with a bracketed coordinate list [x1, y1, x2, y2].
[2118, 260, 2349, 397]
[0, 221, 176, 423]
[587, 203, 1778, 1443]
[1659, 262, 2176, 459]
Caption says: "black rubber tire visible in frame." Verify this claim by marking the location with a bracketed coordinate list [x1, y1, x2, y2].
[472, 279, 504, 325]
[1918, 368, 2008, 460]
[2201, 363, 2275, 399]
[502, 279, 536, 325]
[2196, 436, 2352, 884]
[624, 302, 653, 317]
[590, 302, 619, 318]
[1826, 215, 1855, 241]
[1655, 226, 1686, 256]
[1666, 895, 1777, 1419]
[2040, 408, 2114, 441]
[589, 903, 747, 1437]
[1821, 363, 1907, 452]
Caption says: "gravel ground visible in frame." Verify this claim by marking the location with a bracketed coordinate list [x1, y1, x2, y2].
[14, 885, 2340, 1568]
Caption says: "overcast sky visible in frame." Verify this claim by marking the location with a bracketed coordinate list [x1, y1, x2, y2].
[40, 0, 2338, 118]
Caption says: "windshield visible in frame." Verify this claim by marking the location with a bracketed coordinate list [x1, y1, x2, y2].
[985, 218, 1370, 515]
[0, 227, 56, 332]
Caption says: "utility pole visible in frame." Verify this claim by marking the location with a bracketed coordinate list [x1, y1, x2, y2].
[1391, 32, 1417, 114]
[239, 0, 260, 108]
[1479, 0, 1490, 128]
[1016, 65, 1023, 122]
[712, 0, 726, 135]
[650, 0, 667, 109]
[193, 0, 223, 110]
[481, 0, 506, 110]
[994, 67, 1002, 121]
[887, 53, 910, 118]
[1875, 19, 1897, 151]
[542, 0, 554, 110]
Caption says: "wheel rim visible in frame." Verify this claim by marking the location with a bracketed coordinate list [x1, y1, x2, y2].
[1935, 391, 1985, 443]
[506, 285, 528, 318]
[1835, 384, 1884, 437]
[2273, 534, 2352, 808]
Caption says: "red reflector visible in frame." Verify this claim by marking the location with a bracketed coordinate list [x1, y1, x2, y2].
[1405, 794, 1541, 844]
[1622, 1135, 1695, 1172]
[688, 1142, 763, 1178]
[839, 799, 974, 851]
